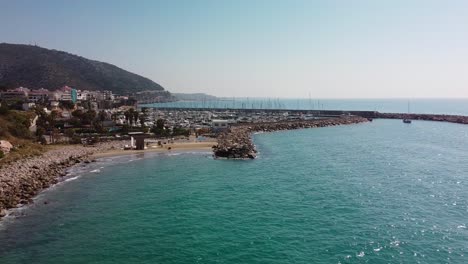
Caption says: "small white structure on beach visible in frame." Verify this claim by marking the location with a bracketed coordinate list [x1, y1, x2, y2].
[211, 119, 229, 131]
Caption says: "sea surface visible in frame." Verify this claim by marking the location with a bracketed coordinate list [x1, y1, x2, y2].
[1, 119, 468, 263]
[146, 98, 468, 115]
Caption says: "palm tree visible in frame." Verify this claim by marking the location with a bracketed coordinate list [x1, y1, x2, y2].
[133, 111, 139, 127]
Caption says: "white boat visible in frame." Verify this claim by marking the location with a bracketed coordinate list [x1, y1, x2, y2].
[403, 101, 412, 124]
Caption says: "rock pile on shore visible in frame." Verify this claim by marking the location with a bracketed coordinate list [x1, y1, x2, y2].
[213, 127, 257, 159]
[213, 116, 368, 159]
[0, 141, 129, 217]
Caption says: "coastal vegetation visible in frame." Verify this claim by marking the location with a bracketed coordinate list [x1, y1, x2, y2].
[0, 105, 46, 166]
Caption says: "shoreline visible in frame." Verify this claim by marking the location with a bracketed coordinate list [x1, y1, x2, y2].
[91, 142, 216, 158]
[0, 140, 216, 218]
[1, 114, 466, 219]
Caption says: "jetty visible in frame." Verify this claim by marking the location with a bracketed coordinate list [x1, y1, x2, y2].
[213, 116, 369, 159]
[375, 112, 468, 125]
[149, 106, 468, 159]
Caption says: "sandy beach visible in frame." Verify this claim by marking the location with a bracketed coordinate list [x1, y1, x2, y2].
[0, 139, 217, 217]
[91, 141, 217, 158]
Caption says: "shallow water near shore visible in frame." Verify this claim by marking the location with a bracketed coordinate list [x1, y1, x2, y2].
[1, 119, 468, 263]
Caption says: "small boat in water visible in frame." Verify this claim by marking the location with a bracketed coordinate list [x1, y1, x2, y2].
[403, 101, 412, 124]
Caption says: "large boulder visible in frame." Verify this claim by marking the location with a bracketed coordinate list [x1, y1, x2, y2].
[0, 140, 13, 154]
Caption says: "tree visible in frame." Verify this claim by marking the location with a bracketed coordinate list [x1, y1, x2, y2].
[172, 127, 190, 137]
[139, 108, 148, 127]
[124, 110, 131, 126]
[124, 108, 136, 126]
[128, 108, 135, 126]
[65, 128, 75, 143]
[61, 101, 75, 110]
[151, 119, 169, 137]
[133, 111, 139, 127]
[51, 128, 61, 144]
[111, 112, 118, 122]
[83, 110, 96, 125]
[0, 104, 9, 115]
[121, 124, 129, 134]
[99, 110, 107, 123]
[156, 119, 165, 129]
[49, 110, 59, 128]
[36, 127, 46, 138]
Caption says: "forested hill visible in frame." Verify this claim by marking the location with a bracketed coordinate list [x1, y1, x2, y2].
[0, 43, 167, 95]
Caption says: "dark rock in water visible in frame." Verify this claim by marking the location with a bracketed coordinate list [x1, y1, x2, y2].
[84, 160, 91, 164]
[43, 201, 49, 205]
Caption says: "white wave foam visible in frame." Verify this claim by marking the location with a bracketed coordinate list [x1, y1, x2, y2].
[90, 169, 101, 173]
[357, 251, 365, 257]
[64, 176, 79, 182]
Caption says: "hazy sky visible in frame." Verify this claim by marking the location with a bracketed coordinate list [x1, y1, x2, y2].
[2, 0, 468, 98]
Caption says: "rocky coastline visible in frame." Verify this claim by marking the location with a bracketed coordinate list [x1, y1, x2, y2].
[213, 116, 369, 159]
[0, 141, 126, 218]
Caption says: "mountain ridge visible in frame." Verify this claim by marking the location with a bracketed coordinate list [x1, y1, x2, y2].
[0, 43, 167, 96]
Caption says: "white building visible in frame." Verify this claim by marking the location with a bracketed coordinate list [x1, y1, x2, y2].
[211, 119, 230, 131]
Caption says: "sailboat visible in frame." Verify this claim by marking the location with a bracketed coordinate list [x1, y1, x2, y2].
[403, 101, 412, 124]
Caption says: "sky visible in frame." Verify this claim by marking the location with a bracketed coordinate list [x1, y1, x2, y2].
[1, 0, 468, 98]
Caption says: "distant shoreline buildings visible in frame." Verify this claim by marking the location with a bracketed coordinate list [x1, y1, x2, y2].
[0, 86, 116, 104]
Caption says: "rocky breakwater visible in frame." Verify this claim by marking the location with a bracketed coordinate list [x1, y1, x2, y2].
[376, 113, 468, 125]
[213, 116, 369, 159]
[0, 141, 127, 218]
[213, 127, 257, 159]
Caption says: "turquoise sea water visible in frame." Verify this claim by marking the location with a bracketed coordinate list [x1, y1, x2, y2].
[147, 98, 468, 115]
[1, 119, 468, 263]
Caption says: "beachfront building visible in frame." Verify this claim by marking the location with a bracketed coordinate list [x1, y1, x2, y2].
[0, 87, 30, 101]
[211, 119, 230, 132]
[99, 90, 114, 101]
[28, 88, 50, 103]
[76, 90, 90, 101]
[51, 86, 78, 103]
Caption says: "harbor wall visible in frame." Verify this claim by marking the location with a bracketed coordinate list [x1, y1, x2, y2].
[213, 116, 369, 159]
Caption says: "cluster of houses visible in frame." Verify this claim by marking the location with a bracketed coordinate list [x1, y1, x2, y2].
[0, 85, 329, 138]
[0, 86, 120, 111]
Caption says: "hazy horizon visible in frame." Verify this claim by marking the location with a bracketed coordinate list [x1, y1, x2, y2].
[2, 0, 468, 98]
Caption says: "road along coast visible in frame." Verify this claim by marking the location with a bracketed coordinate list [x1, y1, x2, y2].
[213, 116, 369, 159]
